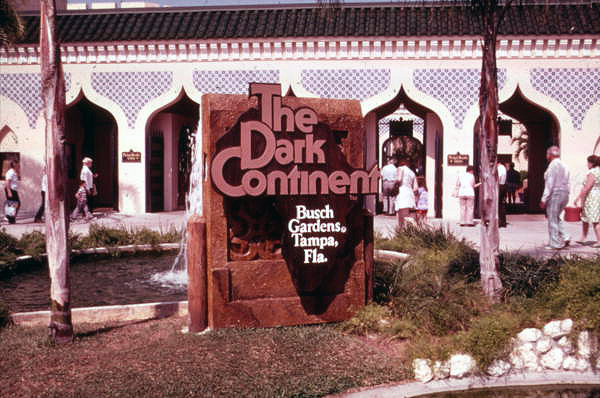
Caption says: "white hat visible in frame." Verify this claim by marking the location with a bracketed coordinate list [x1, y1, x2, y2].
[82, 157, 93, 163]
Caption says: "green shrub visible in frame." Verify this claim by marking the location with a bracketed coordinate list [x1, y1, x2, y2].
[0, 300, 9, 328]
[17, 231, 47, 259]
[78, 224, 132, 248]
[461, 311, 520, 369]
[536, 256, 600, 332]
[340, 304, 391, 336]
[0, 229, 19, 262]
[498, 253, 561, 298]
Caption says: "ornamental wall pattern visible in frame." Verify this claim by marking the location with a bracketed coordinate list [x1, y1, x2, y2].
[90, 71, 173, 129]
[0, 73, 71, 128]
[530, 68, 600, 130]
[0, 67, 598, 135]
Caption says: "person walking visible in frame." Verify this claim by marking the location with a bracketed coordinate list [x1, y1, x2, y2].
[4, 160, 20, 221]
[497, 162, 507, 227]
[70, 180, 93, 221]
[80, 157, 97, 212]
[506, 162, 521, 205]
[540, 146, 570, 250]
[34, 169, 47, 223]
[456, 165, 480, 226]
[574, 155, 600, 247]
[414, 176, 428, 225]
[381, 158, 398, 215]
[394, 158, 416, 228]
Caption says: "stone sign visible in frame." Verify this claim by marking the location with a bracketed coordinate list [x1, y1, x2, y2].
[200, 83, 375, 328]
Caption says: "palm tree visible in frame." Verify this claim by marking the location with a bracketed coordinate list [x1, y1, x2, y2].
[0, 0, 23, 46]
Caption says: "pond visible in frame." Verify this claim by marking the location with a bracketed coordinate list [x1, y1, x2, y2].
[0, 253, 187, 313]
[418, 386, 600, 398]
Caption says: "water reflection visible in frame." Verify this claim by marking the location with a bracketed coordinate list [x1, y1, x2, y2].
[0, 253, 186, 313]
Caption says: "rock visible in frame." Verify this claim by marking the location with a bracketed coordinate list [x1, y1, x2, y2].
[486, 360, 511, 377]
[509, 351, 525, 371]
[449, 354, 476, 378]
[543, 319, 572, 338]
[541, 347, 564, 370]
[577, 331, 592, 358]
[558, 336, 575, 354]
[432, 360, 450, 380]
[576, 358, 590, 372]
[536, 336, 553, 354]
[562, 355, 578, 370]
[512, 342, 539, 371]
[517, 328, 542, 342]
[413, 359, 433, 383]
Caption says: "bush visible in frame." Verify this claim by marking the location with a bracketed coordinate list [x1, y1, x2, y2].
[498, 252, 562, 298]
[0, 229, 19, 263]
[340, 304, 391, 336]
[18, 231, 47, 259]
[461, 311, 520, 369]
[536, 256, 600, 332]
[79, 224, 132, 248]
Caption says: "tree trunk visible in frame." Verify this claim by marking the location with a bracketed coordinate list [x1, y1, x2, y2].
[40, 0, 72, 343]
[478, 5, 503, 302]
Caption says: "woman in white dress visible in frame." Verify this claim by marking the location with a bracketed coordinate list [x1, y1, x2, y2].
[395, 158, 417, 228]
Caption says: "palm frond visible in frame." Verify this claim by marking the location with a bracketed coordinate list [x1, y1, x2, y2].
[0, 0, 24, 47]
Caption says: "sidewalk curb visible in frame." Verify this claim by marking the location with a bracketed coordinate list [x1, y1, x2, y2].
[10, 300, 188, 327]
[333, 371, 600, 397]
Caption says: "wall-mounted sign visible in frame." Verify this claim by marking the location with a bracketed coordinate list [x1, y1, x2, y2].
[122, 150, 141, 163]
[448, 152, 469, 166]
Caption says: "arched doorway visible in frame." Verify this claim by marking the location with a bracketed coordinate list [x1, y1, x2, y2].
[65, 96, 118, 212]
[473, 87, 559, 214]
[368, 87, 444, 217]
[146, 91, 199, 212]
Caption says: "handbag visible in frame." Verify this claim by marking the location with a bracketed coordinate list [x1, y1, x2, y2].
[4, 200, 17, 217]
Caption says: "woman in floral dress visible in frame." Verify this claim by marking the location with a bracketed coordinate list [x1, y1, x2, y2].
[574, 155, 600, 247]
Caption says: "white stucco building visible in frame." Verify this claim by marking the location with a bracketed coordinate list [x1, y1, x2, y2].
[1, 1, 599, 218]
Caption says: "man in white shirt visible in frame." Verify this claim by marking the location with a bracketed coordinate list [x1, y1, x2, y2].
[80, 157, 97, 213]
[5, 160, 20, 221]
[497, 162, 507, 227]
[540, 146, 570, 249]
[381, 158, 398, 215]
[34, 169, 47, 223]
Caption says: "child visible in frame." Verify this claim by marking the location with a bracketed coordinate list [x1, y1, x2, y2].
[71, 180, 93, 221]
[415, 176, 428, 225]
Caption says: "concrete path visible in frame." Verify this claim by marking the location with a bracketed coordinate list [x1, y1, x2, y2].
[3, 210, 598, 257]
[375, 214, 600, 257]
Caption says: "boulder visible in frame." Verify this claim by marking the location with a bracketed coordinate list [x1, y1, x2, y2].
[562, 355, 578, 371]
[449, 354, 476, 378]
[486, 359, 511, 377]
[413, 359, 433, 383]
[536, 336, 553, 354]
[540, 347, 564, 370]
[517, 328, 542, 342]
[558, 336, 575, 354]
[543, 319, 572, 338]
[577, 331, 593, 358]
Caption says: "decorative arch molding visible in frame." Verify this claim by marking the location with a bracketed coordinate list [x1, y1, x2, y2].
[530, 68, 600, 131]
[0, 72, 71, 129]
[412, 68, 507, 131]
[0, 125, 19, 148]
[300, 68, 390, 101]
[90, 71, 173, 130]
[192, 69, 280, 95]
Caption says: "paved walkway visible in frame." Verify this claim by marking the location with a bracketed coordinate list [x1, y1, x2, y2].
[3, 210, 598, 257]
[375, 213, 600, 257]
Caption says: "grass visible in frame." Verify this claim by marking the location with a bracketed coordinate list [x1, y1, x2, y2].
[0, 224, 182, 274]
[0, 316, 407, 398]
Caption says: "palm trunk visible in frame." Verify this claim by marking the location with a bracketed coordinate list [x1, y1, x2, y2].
[478, 6, 503, 302]
[40, 0, 72, 343]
